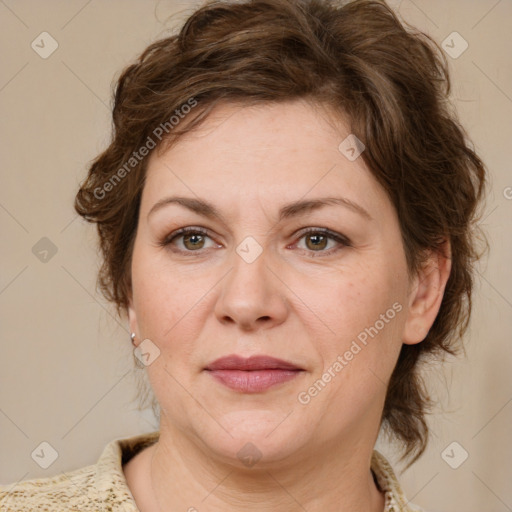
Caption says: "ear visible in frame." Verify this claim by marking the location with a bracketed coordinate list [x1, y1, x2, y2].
[402, 240, 452, 345]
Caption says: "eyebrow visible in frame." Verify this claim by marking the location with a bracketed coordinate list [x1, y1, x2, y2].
[147, 195, 372, 222]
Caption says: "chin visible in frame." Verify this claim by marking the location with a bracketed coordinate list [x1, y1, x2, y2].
[193, 409, 311, 468]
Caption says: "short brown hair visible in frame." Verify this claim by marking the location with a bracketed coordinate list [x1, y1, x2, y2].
[74, 0, 487, 465]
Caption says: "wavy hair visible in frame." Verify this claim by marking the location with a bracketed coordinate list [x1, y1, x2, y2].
[74, 0, 488, 466]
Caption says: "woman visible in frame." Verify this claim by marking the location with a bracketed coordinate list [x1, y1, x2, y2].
[0, 0, 487, 510]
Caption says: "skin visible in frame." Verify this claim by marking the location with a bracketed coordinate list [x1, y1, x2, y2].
[123, 98, 451, 512]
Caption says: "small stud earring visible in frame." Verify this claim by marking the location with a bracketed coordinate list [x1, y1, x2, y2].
[131, 333, 136, 346]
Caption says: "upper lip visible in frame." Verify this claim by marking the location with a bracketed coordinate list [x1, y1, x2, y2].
[205, 355, 302, 371]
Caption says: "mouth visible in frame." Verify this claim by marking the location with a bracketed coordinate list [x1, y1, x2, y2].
[204, 354, 304, 393]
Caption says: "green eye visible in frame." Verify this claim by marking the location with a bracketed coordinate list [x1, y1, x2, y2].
[161, 226, 351, 257]
[293, 228, 351, 257]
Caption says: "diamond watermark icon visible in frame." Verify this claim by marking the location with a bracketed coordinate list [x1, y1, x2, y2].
[134, 338, 161, 366]
[32, 237, 58, 263]
[442, 32, 468, 59]
[31, 441, 59, 469]
[338, 134, 365, 161]
[441, 441, 469, 469]
[237, 442, 262, 468]
[31, 32, 59, 59]
[236, 236, 263, 264]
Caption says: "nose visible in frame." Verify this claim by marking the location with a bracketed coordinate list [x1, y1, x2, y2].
[214, 246, 289, 331]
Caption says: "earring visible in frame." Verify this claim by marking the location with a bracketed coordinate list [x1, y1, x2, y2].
[131, 334, 145, 370]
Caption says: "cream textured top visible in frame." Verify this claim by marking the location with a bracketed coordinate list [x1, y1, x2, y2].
[0, 430, 424, 511]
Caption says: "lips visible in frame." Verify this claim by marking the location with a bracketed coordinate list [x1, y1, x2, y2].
[205, 355, 302, 371]
[204, 355, 304, 393]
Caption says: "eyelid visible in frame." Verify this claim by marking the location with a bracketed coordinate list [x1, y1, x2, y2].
[160, 226, 351, 255]
[293, 227, 352, 246]
[160, 226, 218, 248]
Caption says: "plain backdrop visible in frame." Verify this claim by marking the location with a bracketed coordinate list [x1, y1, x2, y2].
[1, 1, 511, 511]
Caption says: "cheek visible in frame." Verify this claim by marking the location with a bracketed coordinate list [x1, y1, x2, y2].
[314, 263, 393, 336]
[131, 245, 191, 341]
[300, 277, 405, 422]
[309, 257, 407, 374]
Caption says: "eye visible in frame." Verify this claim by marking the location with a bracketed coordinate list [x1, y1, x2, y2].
[292, 228, 351, 257]
[160, 227, 219, 253]
[160, 226, 351, 257]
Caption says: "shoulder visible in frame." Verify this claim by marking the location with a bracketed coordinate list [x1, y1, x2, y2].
[0, 430, 160, 512]
[0, 464, 105, 511]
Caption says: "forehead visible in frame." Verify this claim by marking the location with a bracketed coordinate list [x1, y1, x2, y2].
[140, 99, 390, 221]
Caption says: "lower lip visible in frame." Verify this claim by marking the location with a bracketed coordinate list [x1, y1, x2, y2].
[206, 369, 302, 393]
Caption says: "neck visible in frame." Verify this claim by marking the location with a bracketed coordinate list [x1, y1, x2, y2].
[143, 424, 385, 512]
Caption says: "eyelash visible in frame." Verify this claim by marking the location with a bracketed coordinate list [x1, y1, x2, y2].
[160, 226, 351, 258]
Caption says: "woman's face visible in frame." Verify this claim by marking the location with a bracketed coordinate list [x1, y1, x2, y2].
[128, 99, 434, 467]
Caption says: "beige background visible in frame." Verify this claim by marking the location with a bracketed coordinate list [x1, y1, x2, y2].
[1, 1, 511, 511]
